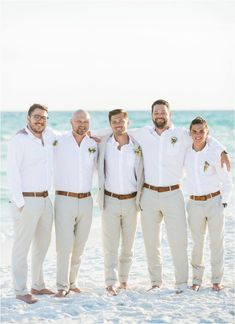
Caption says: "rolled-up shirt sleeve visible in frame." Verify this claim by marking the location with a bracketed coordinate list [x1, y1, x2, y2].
[7, 137, 25, 208]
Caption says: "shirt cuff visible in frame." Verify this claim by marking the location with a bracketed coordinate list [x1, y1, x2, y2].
[12, 196, 25, 209]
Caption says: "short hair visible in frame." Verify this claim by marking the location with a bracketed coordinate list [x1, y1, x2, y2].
[27, 104, 48, 116]
[151, 99, 170, 113]
[189, 116, 209, 131]
[108, 109, 128, 122]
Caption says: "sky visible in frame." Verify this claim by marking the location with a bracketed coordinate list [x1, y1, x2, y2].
[1, 0, 235, 111]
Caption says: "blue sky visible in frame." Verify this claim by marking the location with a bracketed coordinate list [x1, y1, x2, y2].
[1, 0, 234, 111]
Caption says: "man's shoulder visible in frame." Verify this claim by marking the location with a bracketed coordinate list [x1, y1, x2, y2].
[86, 135, 99, 147]
[10, 129, 28, 144]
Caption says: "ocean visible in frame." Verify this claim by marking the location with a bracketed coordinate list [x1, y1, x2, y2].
[0, 110, 234, 323]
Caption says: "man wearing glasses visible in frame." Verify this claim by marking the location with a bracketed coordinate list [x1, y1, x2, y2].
[7, 104, 55, 304]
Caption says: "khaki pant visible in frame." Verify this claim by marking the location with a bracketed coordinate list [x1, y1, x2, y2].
[187, 195, 224, 285]
[11, 197, 53, 296]
[55, 195, 93, 291]
[102, 196, 138, 286]
[140, 188, 188, 288]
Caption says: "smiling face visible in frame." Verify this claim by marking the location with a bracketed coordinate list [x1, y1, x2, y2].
[190, 123, 209, 149]
[110, 112, 129, 136]
[71, 111, 90, 136]
[152, 104, 171, 129]
[27, 108, 48, 134]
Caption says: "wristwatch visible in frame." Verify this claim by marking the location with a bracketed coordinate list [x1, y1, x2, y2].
[222, 203, 227, 208]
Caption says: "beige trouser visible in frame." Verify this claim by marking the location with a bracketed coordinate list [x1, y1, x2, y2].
[11, 197, 53, 296]
[55, 195, 93, 291]
[187, 195, 224, 285]
[102, 196, 138, 287]
[140, 188, 188, 288]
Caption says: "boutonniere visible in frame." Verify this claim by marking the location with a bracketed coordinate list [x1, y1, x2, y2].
[88, 147, 96, 154]
[134, 146, 142, 156]
[171, 136, 177, 145]
[203, 161, 210, 172]
[53, 140, 58, 146]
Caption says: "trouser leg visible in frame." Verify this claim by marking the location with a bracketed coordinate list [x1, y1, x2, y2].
[118, 198, 138, 284]
[11, 199, 41, 295]
[102, 196, 121, 287]
[55, 196, 76, 291]
[140, 189, 163, 286]
[31, 197, 53, 290]
[161, 190, 188, 287]
[187, 200, 207, 285]
[69, 196, 93, 289]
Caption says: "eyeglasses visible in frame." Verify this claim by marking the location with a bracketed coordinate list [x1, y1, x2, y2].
[31, 115, 49, 121]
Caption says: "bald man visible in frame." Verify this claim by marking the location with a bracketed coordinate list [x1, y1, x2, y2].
[54, 110, 98, 297]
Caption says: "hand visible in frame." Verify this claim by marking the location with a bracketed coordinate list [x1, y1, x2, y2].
[220, 151, 230, 172]
[87, 131, 101, 143]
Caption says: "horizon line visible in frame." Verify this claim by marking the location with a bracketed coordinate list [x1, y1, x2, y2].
[1, 108, 235, 113]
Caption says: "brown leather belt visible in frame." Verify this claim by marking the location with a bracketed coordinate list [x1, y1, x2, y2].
[143, 183, 180, 192]
[22, 191, 48, 198]
[56, 190, 91, 199]
[104, 190, 137, 200]
[190, 190, 220, 201]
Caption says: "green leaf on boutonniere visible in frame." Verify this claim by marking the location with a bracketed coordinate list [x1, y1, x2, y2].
[203, 161, 210, 172]
[171, 136, 177, 145]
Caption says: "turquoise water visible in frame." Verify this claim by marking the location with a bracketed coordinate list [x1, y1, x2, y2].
[1, 110, 234, 217]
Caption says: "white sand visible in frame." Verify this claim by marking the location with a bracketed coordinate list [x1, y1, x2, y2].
[1, 200, 234, 323]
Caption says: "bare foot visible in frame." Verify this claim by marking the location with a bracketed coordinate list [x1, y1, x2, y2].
[16, 294, 38, 304]
[212, 283, 224, 291]
[106, 286, 118, 296]
[191, 284, 200, 291]
[119, 282, 127, 289]
[54, 290, 69, 297]
[31, 288, 54, 295]
[70, 287, 81, 293]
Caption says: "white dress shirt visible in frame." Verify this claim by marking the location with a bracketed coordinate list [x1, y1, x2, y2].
[184, 144, 232, 203]
[104, 135, 137, 194]
[7, 127, 56, 208]
[54, 132, 97, 193]
[129, 125, 224, 187]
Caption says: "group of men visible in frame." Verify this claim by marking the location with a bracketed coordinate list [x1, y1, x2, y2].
[7, 100, 232, 304]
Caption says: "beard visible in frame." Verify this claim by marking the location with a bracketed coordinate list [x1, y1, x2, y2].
[74, 127, 87, 136]
[153, 118, 168, 129]
[28, 121, 45, 134]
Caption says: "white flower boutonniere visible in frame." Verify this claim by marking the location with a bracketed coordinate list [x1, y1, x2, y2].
[171, 136, 177, 145]
[203, 161, 210, 172]
[88, 147, 96, 154]
[53, 140, 58, 146]
[134, 146, 142, 156]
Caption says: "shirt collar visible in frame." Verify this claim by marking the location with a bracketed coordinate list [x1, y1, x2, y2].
[149, 123, 175, 134]
[110, 134, 133, 147]
[25, 126, 46, 139]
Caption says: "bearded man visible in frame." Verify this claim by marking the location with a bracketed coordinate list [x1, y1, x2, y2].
[129, 99, 230, 293]
[7, 103, 55, 304]
[53, 110, 97, 297]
